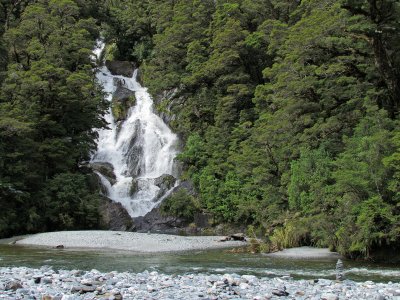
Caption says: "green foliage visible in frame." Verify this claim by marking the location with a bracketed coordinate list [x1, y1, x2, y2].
[0, 0, 107, 237]
[160, 189, 200, 222]
[44, 173, 100, 230]
[121, 0, 400, 259]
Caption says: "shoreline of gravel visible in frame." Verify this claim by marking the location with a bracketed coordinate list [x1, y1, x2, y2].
[15, 231, 246, 253]
[1, 266, 399, 299]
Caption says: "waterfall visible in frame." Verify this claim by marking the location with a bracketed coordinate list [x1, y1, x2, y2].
[91, 41, 179, 218]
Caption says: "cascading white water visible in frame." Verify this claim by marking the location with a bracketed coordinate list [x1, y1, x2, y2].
[91, 42, 179, 218]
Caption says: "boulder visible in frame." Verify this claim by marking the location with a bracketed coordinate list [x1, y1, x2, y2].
[113, 77, 126, 87]
[133, 205, 186, 233]
[111, 87, 136, 122]
[154, 174, 176, 198]
[90, 162, 116, 185]
[231, 233, 246, 241]
[105, 60, 135, 77]
[98, 196, 134, 231]
[132, 180, 196, 233]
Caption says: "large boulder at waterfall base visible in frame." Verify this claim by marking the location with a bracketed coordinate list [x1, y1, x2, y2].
[98, 196, 134, 231]
[133, 181, 199, 232]
[90, 162, 116, 185]
[133, 206, 187, 233]
[112, 86, 136, 122]
[105, 60, 135, 77]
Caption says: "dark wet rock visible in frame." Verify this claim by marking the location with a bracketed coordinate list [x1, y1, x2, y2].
[133, 205, 186, 233]
[231, 233, 246, 241]
[55, 245, 64, 249]
[90, 162, 116, 185]
[105, 60, 135, 77]
[33, 275, 42, 284]
[112, 86, 136, 122]
[113, 77, 126, 87]
[98, 196, 134, 231]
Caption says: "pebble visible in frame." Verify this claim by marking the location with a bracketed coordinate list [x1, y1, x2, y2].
[0, 266, 397, 300]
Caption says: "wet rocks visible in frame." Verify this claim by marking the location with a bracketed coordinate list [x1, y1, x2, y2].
[0, 266, 398, 300]
[231, 233, 246, 241]
[90, 162, 116, 185]
[111, 86, 136, 122]
[105, 60, 135, 77]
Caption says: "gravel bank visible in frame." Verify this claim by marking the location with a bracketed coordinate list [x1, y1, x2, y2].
[1, 266, 399, 299]
[16, 231, 245, 252]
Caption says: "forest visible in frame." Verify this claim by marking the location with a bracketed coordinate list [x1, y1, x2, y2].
[0, 0, 399, 259]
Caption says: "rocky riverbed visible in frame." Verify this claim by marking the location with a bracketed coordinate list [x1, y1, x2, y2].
[1, 266, 399, 300]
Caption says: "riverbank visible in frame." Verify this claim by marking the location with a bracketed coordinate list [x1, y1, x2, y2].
[1, 266, 399, 299]
[15, 231, 245, 252]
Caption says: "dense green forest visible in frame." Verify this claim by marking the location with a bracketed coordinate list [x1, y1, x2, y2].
[0, 0, 399, 259]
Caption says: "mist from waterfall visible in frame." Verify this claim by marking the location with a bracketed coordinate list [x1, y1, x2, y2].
[91, 42, 179, 218]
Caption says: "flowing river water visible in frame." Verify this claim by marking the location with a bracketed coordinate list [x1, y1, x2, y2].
[0, 245, 399, 283]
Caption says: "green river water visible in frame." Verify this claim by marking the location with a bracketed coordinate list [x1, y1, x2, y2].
[0, 245, 399, 283]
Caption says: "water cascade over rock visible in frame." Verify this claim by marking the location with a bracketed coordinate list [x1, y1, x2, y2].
[91, 42, 179, 218]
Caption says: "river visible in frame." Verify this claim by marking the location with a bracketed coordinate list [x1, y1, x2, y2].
[0, 245, 399, 283]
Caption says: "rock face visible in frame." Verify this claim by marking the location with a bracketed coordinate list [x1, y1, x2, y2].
[105, 60, 135, 77]
[111, 86, 136, 122]
[133, 180, 196, 232]
[133, 206, 186, 233]
[90, 162, 116, 185]
[154, 88, 180, 125]
[98, 196, 134, 231]
[154, 174, 176, 198]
